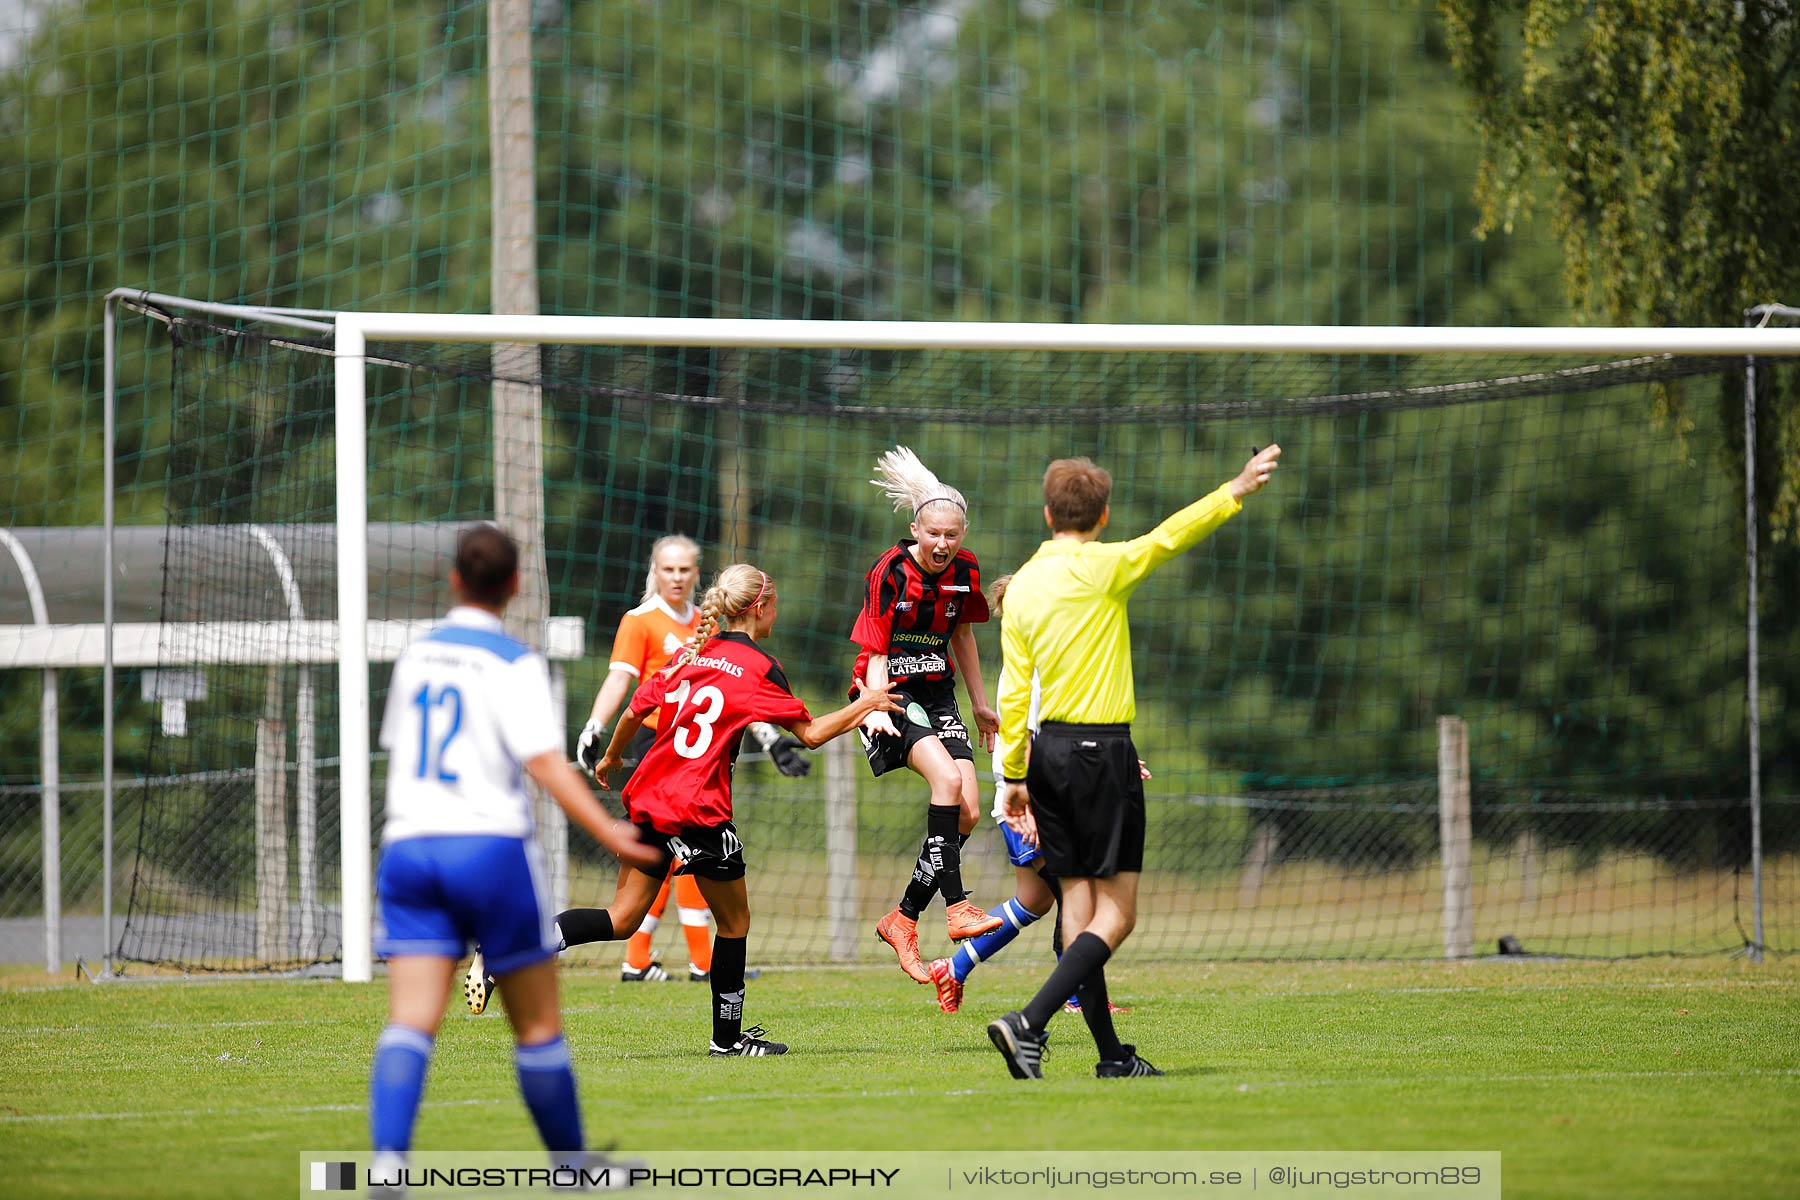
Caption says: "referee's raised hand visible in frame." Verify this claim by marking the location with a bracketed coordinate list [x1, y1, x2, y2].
[1230, 444, 1282, 499]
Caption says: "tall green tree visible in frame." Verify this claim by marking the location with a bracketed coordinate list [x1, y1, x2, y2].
[1440, 0, 1800, 534]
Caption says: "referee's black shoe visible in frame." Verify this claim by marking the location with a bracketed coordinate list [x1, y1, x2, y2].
[1095, 1045, 1163, 1078]
[986, 1011, 1046, 1080]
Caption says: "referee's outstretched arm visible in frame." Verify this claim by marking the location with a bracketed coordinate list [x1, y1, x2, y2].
[1108, 444, 1283, 590]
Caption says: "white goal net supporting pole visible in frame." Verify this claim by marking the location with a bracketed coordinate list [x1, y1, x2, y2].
[335, 322, 373, 982]
[329, 315, 1800, 982]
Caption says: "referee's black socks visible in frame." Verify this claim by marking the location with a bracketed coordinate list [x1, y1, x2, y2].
[710, 935, 748, 1048]
[1023, 931, 1111, 1030]
[1073, 968, 1125, 1060]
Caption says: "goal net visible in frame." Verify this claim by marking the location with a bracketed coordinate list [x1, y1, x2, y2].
[113, 307, 1796, 973]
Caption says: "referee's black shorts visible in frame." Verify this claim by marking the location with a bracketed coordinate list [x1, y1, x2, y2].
[1026, 721, 1145, 879]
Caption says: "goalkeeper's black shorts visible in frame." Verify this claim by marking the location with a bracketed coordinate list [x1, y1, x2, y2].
[1027, 722, 1145, 879]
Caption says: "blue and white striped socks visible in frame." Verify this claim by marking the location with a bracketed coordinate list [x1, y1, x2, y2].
[515, 1034, 584, 1155]
[950, 897, 1041, 982]
[369, 1023, 435, 1154]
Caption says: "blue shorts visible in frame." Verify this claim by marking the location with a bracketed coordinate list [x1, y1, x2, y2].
[1000, 821, 1044, 869]
[375, 835, 556, 976]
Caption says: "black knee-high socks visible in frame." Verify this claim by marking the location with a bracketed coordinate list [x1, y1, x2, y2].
[898, 805, 966, 917]
[710, 935, 749, 1048]
[1023, 930, 1110, 1030]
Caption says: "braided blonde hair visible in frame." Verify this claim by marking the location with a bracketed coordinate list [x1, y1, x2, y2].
[674, 563, 773, 667]
[871, 446, 968, 526]
[640, 534, 701, 606]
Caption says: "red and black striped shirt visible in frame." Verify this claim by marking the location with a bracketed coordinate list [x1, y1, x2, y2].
[849, 541, 989, 687]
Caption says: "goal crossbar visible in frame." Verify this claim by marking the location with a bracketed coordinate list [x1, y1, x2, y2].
[338, 313, 1800, 356]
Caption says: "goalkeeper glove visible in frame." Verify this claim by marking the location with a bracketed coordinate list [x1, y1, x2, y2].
[576, 718, 606, 773]
[748, 722, 811, 777]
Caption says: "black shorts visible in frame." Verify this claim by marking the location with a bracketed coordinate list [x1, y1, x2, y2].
[857, 678, 974, 778]
[1026, 722, 1145, 879]
[631, 820, 747, 883]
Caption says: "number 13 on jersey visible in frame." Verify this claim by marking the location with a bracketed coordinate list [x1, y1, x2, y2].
[665, 680, 723, 759]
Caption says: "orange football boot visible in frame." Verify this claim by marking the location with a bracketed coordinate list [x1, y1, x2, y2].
[875, 908, 931, 983]
[944, 899, 1003, 940]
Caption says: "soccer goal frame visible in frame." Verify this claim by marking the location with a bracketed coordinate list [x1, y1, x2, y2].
[318, 312, 1800, 981]
[89, 295, 1800, 978]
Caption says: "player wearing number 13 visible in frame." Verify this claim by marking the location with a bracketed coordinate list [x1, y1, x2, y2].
[581, 564, 900, 1056]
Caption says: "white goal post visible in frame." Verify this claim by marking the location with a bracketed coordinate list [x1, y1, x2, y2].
[330, 314, 1800, 981]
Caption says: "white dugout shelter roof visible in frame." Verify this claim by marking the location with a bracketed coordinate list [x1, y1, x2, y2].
[0, 522, 584, 667]
[1, 520, 583, 974]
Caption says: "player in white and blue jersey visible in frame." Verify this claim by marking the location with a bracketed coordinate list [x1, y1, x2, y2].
[369, 524, 660, 1186]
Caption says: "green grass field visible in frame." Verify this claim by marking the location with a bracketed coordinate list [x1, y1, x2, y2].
[3, 958, 1796, 1198]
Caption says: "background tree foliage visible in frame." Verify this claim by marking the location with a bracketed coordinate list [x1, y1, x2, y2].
[0, 1, 1791, 888]
[1440, 0, 1800, 535]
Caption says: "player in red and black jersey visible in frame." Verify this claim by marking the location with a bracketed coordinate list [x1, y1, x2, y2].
[854, 447, 1006, 985]
[553, 564, 898, 1056]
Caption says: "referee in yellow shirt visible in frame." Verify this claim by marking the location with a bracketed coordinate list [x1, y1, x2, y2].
[986, 445, 1281, 1079]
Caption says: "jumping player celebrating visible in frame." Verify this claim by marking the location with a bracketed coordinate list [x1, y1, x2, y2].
[855, 447, 1004, 984]
[565, 564, 898, 1055]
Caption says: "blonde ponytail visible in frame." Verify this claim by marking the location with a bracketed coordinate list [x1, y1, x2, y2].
[673, 563, 772, 666]
[871, 446, 968, 525]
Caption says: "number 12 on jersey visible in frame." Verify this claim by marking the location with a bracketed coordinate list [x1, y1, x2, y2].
[412, 683, 464, 781]
[665, 680, 724, 759]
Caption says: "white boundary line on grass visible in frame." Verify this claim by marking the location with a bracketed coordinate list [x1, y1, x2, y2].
[3, 976, 1795, 1036]
[1248, 978, 1800, 999]
[0, 1098, 501, 1124]
[1235, 1068, 1800, 1093]
[7, 1070, 1798, 1124]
